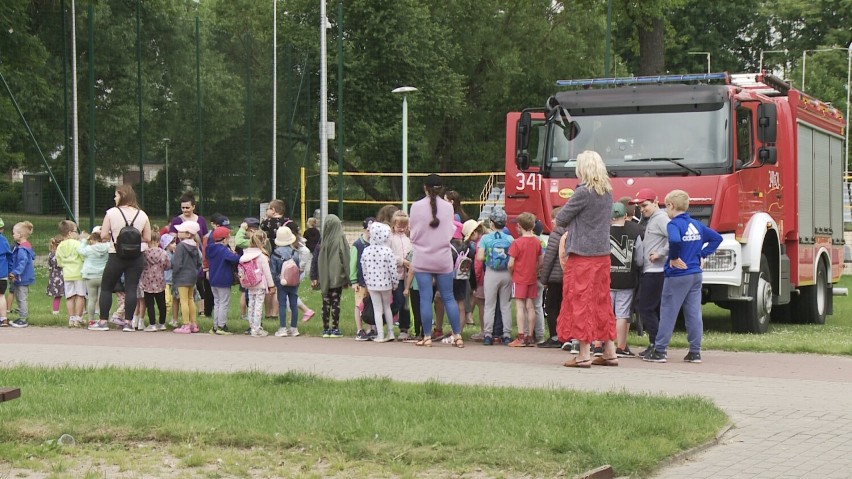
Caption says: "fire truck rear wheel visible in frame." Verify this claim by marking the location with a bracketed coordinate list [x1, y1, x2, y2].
[731, 255, 772, 334]
[798, 260, 828, 325]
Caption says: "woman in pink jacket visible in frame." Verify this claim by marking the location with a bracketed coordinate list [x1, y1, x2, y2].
[408, 174, 463, 348]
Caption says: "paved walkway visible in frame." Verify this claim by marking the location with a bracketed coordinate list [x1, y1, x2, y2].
[2, 328, 851, 478]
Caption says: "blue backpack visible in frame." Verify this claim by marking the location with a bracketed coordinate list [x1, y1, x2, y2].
[484, 232, 513, 271]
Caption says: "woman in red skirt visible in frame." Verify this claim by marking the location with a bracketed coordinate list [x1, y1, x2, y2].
[555, 150, 618, 368]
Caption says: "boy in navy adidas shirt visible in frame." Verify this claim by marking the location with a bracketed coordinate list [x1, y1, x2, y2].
[644, 190, 721, 364]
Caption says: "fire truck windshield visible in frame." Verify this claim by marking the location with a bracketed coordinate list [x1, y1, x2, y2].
[546, 105, 729, 177]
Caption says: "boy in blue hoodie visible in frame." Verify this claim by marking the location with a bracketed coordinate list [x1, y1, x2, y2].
[8, 221, 36, 328]
[0, 218, 12, 326]
[644, 190, 722, 364]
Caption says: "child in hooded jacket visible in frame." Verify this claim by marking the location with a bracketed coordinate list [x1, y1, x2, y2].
[56, 220, 86, 328]
[8, 221, 35, 328]
[206, 226, 239, 334]
[361, 222, 399, 342]
[140, 231, 171, 331]
[77, 227, 110, 326]
[0, 217, 12, 327]
[240, 230, 275, 336]
[172, 221, 202, 334]
[310, 214, 350, 338]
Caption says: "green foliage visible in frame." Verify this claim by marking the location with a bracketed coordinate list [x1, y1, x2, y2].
[0, 0, 848, 218]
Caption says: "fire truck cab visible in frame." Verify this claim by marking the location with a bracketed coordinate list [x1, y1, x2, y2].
[509, 73, 846, 334]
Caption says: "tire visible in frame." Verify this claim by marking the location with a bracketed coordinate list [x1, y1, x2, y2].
[797, 260, 828, 325]
[731, 254, 772, 334]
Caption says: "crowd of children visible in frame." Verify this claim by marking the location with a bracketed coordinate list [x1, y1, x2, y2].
[0, 179, 719, 364]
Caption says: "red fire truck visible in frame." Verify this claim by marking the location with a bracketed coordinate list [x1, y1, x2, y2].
[508, 73, 846, 333]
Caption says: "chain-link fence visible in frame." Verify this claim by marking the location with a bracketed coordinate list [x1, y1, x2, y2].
[1, 1, 314, 232]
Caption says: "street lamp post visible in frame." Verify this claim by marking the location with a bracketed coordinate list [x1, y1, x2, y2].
[759, 49, 788, 74]
[392, 86, 417, 212]
[801, 47, 847, 92]
[688, 52, 711, 73]
[163, 138, 170, 217]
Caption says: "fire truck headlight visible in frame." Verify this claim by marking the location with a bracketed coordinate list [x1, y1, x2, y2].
[703, 250, 736, 272]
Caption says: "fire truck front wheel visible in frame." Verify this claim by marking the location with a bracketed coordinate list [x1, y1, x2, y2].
[731, 255, 772, 334]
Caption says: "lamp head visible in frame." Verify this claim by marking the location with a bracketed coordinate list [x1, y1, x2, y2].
[392, 86, 418, 94]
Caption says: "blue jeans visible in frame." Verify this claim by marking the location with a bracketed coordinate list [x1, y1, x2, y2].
[276, 284, 299, 328]
[655, 273, 703, 354]
[414, 271, 460, 335]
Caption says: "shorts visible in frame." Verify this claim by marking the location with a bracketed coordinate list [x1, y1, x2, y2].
[512, 282, 538, 300]
[64, 280, 87, 298]
[0, 278, 7, 294]
[452, 279, 466, 301]
[473, 282, 484, 300]
[610, 288, 634, 320]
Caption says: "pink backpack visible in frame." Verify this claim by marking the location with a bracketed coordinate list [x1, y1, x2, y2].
[279, 258, 300, 286]
[238, 257, 264, 288]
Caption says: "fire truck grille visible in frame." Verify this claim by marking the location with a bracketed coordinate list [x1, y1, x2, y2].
[686, 205, 713, 226]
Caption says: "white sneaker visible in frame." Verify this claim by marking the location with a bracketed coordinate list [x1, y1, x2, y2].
[374, 336, 391, 343]
[143, 324, 158, 332]
[122, 324, 135, 332]
[289, 327, 300, 337]
[274, 327, 289, 337]
[251, 328, 269, 337]
[156, 323, 166, 331]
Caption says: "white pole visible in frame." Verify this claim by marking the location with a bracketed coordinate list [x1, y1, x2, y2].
[845, 43, 851, 197]
[164, 139, 169, 216]
[272, 0, 277, 199]
[70, 0, 79, 222]
[392, 86, 417, 212]
[802, 50, 807, 91]
[401, 94, 408, 212]
[319, 0, 328, 225]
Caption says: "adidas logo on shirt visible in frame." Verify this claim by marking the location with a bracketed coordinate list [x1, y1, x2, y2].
[682, 223, 701, 242]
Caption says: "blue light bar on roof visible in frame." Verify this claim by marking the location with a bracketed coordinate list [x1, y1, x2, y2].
[556, 72, 729, 87]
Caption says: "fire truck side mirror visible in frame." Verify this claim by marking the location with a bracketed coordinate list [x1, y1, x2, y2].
[758, 146, 777, 165]
[516, 111, 532, 170]
[757, 103, 777, 144]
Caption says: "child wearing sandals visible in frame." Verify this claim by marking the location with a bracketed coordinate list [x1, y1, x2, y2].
[46, 236, 65, 315]
[360, 222, 399, 342]
[140, 232, 170, 331]
[172, 221, 202, 334]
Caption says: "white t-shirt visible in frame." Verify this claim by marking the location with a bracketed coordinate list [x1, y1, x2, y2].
[103, 206, 150, 254]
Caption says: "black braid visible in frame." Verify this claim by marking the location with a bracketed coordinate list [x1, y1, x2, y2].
[428, 187, 440, 228]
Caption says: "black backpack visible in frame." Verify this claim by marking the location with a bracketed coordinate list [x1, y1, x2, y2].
[113, 208, 142, 259]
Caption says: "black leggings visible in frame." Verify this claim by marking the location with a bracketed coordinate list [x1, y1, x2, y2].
[99, 253, 144, 322]
[544, 282, 563, 340]
[199, 277, 214, 317]
[144, 291, 167, 325]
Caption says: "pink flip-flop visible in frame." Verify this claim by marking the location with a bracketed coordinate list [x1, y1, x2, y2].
[301, 310, 315, 323]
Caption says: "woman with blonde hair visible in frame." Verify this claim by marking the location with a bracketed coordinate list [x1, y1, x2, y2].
[555, 150, 618, 368]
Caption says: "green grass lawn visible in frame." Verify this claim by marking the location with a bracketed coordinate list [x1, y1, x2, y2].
[0, 367, 728, 478]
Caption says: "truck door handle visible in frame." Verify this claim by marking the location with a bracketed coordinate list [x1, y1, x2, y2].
[507, 193, 530, 199]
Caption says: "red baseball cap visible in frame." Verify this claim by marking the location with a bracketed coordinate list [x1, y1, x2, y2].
[629, 188, 658, 205]
[212, 226, 230, 242]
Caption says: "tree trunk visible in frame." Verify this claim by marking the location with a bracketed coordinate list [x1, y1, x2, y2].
[637, 17, 665, 75]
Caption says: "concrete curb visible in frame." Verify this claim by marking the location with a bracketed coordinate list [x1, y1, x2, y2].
[649, 422, 735, 474]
